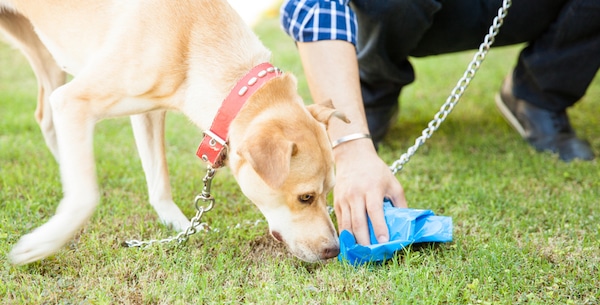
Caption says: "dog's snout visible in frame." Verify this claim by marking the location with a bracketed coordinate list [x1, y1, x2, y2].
[320, 246, 340, 260]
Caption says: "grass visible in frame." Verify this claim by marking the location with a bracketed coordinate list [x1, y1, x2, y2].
[1, 12, 600, 305]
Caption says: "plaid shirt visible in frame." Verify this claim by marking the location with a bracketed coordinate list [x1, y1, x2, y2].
[280, 0, 357, 45]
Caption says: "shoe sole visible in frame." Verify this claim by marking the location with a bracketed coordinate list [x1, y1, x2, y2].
[494, 93, 526, 138]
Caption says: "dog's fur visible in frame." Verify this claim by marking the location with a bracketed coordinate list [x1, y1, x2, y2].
[1, 0, 343, 265]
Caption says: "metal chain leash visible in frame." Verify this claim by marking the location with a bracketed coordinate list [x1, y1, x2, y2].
[389, 0, 512, 175]
[122, 166, 217, 248]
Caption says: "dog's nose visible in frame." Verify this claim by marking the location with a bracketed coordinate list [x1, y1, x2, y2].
[320, 246, 340, 260]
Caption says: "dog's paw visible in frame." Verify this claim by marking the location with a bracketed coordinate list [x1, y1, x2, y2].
[9, 231, 65, 265]
[153, 201, 190, 232]
[9, 212, 85, 265]
[161, 214, 191, 232]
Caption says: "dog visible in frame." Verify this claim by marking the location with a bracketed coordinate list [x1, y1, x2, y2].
[0, 0, 346, 265]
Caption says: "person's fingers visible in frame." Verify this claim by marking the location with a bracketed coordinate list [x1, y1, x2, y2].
[349, 198, 370, 245]
[366, 193, 389, 243]
[332, 155, 408, 245]
[335, 199, 352, 234]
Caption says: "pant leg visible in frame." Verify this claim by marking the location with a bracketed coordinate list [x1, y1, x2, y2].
[350, 0, 580, 108]
[350, 0, 443, 143]
[512, 0, 600, 111]
[411, 0, 569, 56]
[351, 0, 442, 86]
[351, 0, 598, 140]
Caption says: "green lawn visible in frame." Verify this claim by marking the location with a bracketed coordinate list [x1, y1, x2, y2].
[1, 12, 599, 305]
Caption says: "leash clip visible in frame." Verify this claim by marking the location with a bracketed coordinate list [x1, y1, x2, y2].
[194, 166, 216, 212]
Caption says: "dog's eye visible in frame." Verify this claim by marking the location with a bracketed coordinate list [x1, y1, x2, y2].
[298, 193, 315, 205]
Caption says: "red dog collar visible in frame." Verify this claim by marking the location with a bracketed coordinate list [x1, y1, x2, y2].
[196, 62, 282, 168]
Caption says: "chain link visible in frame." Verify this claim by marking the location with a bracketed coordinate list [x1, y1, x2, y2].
[389, 0, 511, 175]
[122, 166, 217, 248]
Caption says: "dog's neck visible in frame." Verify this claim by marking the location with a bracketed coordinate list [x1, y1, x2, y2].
[196, 62, 282, 167]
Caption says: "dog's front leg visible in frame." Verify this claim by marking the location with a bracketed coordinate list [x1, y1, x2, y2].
[9, 82, 100, 265]
[130, 111, 189, 231]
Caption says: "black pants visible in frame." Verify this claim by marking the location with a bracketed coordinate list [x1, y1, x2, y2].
[351, 0, 600, 113]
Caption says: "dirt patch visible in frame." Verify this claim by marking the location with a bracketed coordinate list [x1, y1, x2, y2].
[245, 233, 293, 261]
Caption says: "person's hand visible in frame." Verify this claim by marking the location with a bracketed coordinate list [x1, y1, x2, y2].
[332, 139, 407, 245]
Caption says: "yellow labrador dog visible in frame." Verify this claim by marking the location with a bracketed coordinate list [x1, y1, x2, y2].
[1, 0, 344, 265]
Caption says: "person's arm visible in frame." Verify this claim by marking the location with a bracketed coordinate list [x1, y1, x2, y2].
[297, 40, 407, 245]
[280, 0, 407, 245]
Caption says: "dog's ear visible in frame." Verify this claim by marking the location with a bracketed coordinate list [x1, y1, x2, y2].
[306, 99, 350, 126]
[237, 130, 296, 189]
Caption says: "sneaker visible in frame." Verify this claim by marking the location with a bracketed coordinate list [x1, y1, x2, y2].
[495, 75, 595, 162]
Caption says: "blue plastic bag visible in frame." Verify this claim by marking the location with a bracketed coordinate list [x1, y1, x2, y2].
[338, 200, 453, 265]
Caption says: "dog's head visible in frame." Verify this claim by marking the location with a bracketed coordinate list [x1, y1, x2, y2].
[228, 73, 347, 262]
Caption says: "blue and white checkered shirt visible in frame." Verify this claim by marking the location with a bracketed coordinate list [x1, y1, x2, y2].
[280, 0, 357, 45]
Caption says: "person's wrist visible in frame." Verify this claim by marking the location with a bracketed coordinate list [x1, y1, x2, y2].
[332, 134, 377, 161]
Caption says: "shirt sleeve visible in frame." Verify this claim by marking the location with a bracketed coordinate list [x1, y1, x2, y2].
[280, 0, 357, 45]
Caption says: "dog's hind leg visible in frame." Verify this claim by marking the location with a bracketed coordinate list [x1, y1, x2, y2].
[130, 111, 189, 232]
[8, 52, 164, 263]
[0, 10, 67, 161]
[8, 50, 185, 264]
